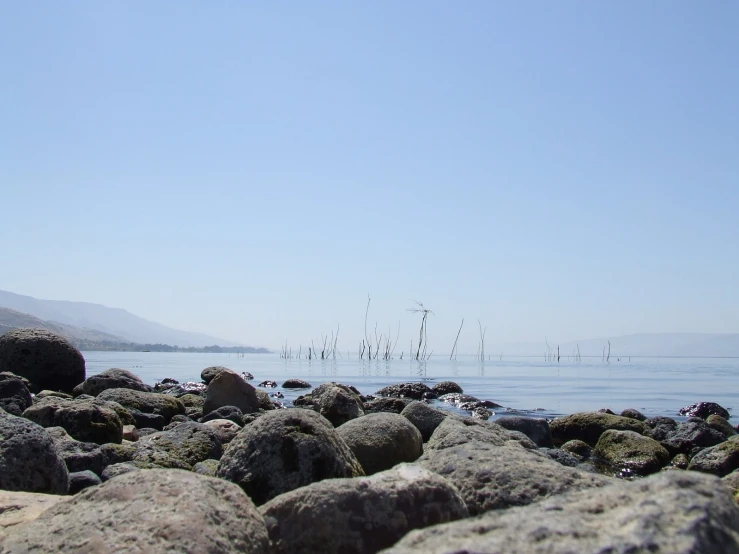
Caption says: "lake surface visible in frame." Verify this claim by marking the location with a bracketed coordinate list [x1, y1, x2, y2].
[82, 352, 739, 422]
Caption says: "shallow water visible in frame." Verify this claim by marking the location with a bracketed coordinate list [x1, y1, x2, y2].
[82, 352, 739, 422]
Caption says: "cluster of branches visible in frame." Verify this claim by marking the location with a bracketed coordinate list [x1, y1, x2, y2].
[407, 301, 433, 361]
[544, 338, 561, 362]
[359, 296, 401, 360]
[280, 326, 341, 360]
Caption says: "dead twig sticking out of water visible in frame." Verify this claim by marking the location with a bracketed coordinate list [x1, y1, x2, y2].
[450, 318, 464, 360]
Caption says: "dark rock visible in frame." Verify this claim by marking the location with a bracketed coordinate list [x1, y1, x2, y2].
[687, 438, 739, 477]
[661, 419, 726, 456]
[646, 416, 679, 428]
[158, 381, 207, 397]
[598, 408, 616, 415]
[0, 375, 32, 416]
[647, 423, 679, 442]
[260, 464, 468, 554]
[470, 407, 492, 419]
[550, 412, 649, 446]
[0, 371, 30, 388]
[163, 414, 191, 428]
[68, 470, 101, 494]
[47, 427, 104, 474]
[708, 414, 737, 438]
[437, 392, 479, 406]
[202, 404, 243, 425]
[179, 393, 205, 411]
[203, 418, 241, 444]
[364, 397, 411, 414]
[426, 416, 537, 451]
[203, 370, 260, 415]
[495, 416, 553, 448]
[0, 328, 85, 393]
[0, 409, 69, 494]
[217, 409, 364, 505]
[255, 389, 277, 411]
[540, 448, 580, 467]
[336, 413, 423, 475]
[100, 442, 137, 468]
[1, 469, 270, 553]
[22, 396, 123, 444]
[73, 368, 152, 397]
[132, 421, 222, 470]
[242, 412, 263, 426]
[130, 410, 166, 430]
[672, 453, 690, 469]
[594, 429, 671, 475]
[620, 408, 647, 421]
[560, 439, 592, 460]
[679, 401, 731, 420]
[282, 378, 311, 389]
[401, 401, 448, 442]
[382, 471, 739, 554]
[200, 365, 230, 384]
[295, 382, 365, 427]
[431, 381, 463, 395]
[259, 380, 277, 388]
[377, 382, 435, 400]
[34, 389, 72, 400]
[97, 388, 185, 424]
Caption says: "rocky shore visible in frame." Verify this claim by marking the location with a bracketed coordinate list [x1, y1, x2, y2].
[1, 327, 739, 553]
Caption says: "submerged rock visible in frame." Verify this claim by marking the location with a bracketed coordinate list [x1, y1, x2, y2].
[593, 429, 670, 476]
[282, 378, 312, 389]
[377, 382, 435, 400]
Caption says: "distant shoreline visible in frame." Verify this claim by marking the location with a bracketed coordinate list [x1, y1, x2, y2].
[74, 342, 269, 354]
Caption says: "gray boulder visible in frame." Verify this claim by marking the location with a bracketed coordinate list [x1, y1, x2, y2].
[401, 401, 448, 441]
[100, 462, 143, 481]
[47, 426, 104, 474]
[202, 404, 243, 425]
[495, 416, 553, 447]
[364, 397, 411, 414]
[260, 464, 468, 554]
[295, 382, 365, 427]
[1, 469, 270, 554]
[708, 414, 737, 438]
[687, 438, 739, 477]
[203, 370, 260, 415]
[661, 419, 726, 455]
[337, 413, 423, 475]
[560, 439, 593, 459]
[540, 448, 580, 467]
[200, 365, 231, 384]
[550, 412, 649, 446]
[72, 368, 152, 397]
[22, 396, 123, 444]
[68, 470, 102, 494]
[203, 418, 241, 444]
[0, 409, 69, 494]
[425, 416, 537, 451]
[217, 408, 364, 505]
[593, 429, 670, 475]
[620, 408, 647, 421]
[0, 375, 32, 416]
[132, 421, 222, 470]
[282, 378, 311, 389]
[193, 459, 219, 477]
[380, 471, 739, 554]
[0, 328, 85, 393]
[97, 388, 185, 424]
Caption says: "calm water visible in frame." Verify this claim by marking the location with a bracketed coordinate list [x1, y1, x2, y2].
[82, 352, 739, 422]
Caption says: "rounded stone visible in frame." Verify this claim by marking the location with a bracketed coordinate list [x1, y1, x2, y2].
[68, 470, 102, 494]
[0, 328, 85, 393]
[620, 408, 647, 421]
[431, 381, 463, 395]
[200, 365, 231, 384]
[594, 429, 670, 475]
[0, 375, 32, 416]
[22, 396, 123, 444]
[401, 401, 448, 442]
[203, 370, 260, 415]
[550, 412, 649, 446]
[73, 368, 152, 397]
[203, 418, 241, 444]
[97, 388, 185, 423]
[282, 378, 312, 389]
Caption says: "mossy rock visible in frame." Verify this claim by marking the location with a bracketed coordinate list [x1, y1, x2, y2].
[593, 430, 670, 475]
[550, 412, 649, 446]
[688, 439, 739, 477]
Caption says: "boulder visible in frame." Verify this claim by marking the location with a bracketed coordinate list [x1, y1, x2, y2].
[295, 382, 365, 427]
[549, 412, 649, 446]
[200, 365, 231, 384]
[430, 381, 463, 395]
[100, 462, 143, 481]
[679, 401, 731, 420]
[260, 464, 468, 554]
[418, 439, 610, 516]
[620, 408, 647, 421]
[255, 389, 277, 411]
[72, 368, 152, 397]
[282, 378, 311, 389]
[364, 397, 411, 414]
[661, 419, 726, 456]
[1, 469, 270, 554]
[68, 470, 102, 494]
[0, 490, 66, 541]
[560, 439, 593, 460]
[425, 416, 536, 451]
[132, 421, 222, 470]
[203, 418, 241, 444]
[708, 415, 737, 437]
[0, 409, 69, 494]
[22, 396, 123, 444]
[0, 375, 32, 416]
[131, 411, 166, 430]
[47, 427, 104, 474]
[337, 413, 423, 475]
[722, 470, 739, 504]
[593, 429, 670, 475]
[97, 388, 185, 424]
[540, 448, 580, 467]
[687, 438, 739, 477]
[34, 389, 72, 400]
[217, 409, 364, 505]
[179, 393, 205, 411]
[202, 370, 260, 415]
[202, 404, 243, 425]
[401, 401, 448, 442]
[381, 471, 739, 554]
[0, 328, 85, 393]
[193, 459, 219, 477]
[377, 382, 434, 400]
[494, 416, 553, 448]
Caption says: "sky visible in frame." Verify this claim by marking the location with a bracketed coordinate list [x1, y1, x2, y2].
[1, 2, 738, 354]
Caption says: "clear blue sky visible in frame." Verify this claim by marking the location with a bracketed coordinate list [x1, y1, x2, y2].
[2, 2, 737, 353]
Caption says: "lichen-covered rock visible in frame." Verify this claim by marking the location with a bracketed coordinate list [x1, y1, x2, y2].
[47, 426, 104, 474]
[722, 470, 739, 504]
[295, 382, 365, 427]
[593, 429, 670, 475]
[672, 453, 690, 469]
[97, 388, 185, 424]
[708, 415, 737, 438]
[377, 382, 435, 400]
[364, 397, 411, 415]
[0, 409, 69, 494]
[22, 396, 123, 444]
[72, 368, 153, 397]
[100, 441, 137, 469]
[0, 328, 85, 393]
[550, 412, 649, 446]
[203, 418, 241, 444]
[620, 408, 647, 421]
[401, 401, 448, 442]
[282, 378, 312, 389]
[217, 409, 364, 505]
[661, 419, 726, 456]
[202, 404, 243, 425]
[255, 389, 277, 411]
[179, 393, 205, 411]
[0, 375, 32, 416]
[430, 381, 463, 395]
[380, 471, 739, 554]
[260, 464, 468, 554]
[540, 448, 580, 467]
[1, 469, 270, 554]
[0, 490, 65, 541]
[337, 413, 423, 475]
[100, 462, 143, 481]
[132, 421, 222, 470]
[495, 416, 553, 448]
[203, 370, 260, 416]
[68, 470, 102, 494]
[560, 439, 593, 459]
[678, 401, 730, 420]
[687, 438, 739, 477]
[426, 416, 536, 451]
[193, 459, 219, 477]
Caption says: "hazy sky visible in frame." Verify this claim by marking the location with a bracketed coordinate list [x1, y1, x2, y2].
[2, 2, 738, 353]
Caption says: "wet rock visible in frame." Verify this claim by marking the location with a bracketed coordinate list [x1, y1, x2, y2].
[22, 396, 123, 444]
[708, 414, 737, 437]
[437, 392, 478, 406]
[679, 401, 730, 420]
[259, 380, 277, 388]
[430, 381, 463, 395]
[158, 381, 207, 397]
[620, 408, 647, 421]
[561, 439, 592, 460]
[201, 365, 231, 384]
[193, 459, 219, 477]
[0, 409, 69, 494]
[97, 388, 185, 424]
[377, 382, 435, 400]
[401, 401, 448, 442]
[687, 438, 739, 477]
[540, 448, 580, 467]
[549, 412, 649, 446]
[0, 375, 32, 416]
[470, 407, 492, 419]
[661, 419, 726, 456]
[495, 416, 553, 448]
[418, 439, 611, 516]
[271, 391, 285, 399]
[132, 421, 222, 470]
[217, 409, 364, 505]
[72, 368, 152, 397]
[295, 382, 365, 427]
[646, 416, 679, 428]
[1, 469, 270, 554]
[47, 427, 104, 474]
[0, 328, 85, 393]
[364, 397, 411, 414]
[381, 471, 739, 554]
[594, 429, 670, 476]
[203, 418, 241, 444]
[260, 464, 468, 554]
[0, 490, 65, 541]
[68, 470, 101, 494]
[202, 404, 243, 425]
[203, 369, 260, 415]
[282, 378, 311, 389]
[337, 413, 423, 475]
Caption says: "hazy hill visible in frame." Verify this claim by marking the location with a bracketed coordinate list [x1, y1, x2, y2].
[0, 306, 128, 344]
[0, 290, 241, 348]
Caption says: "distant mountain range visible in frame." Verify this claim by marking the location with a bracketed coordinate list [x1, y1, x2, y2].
[0, 289, 261, 350]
